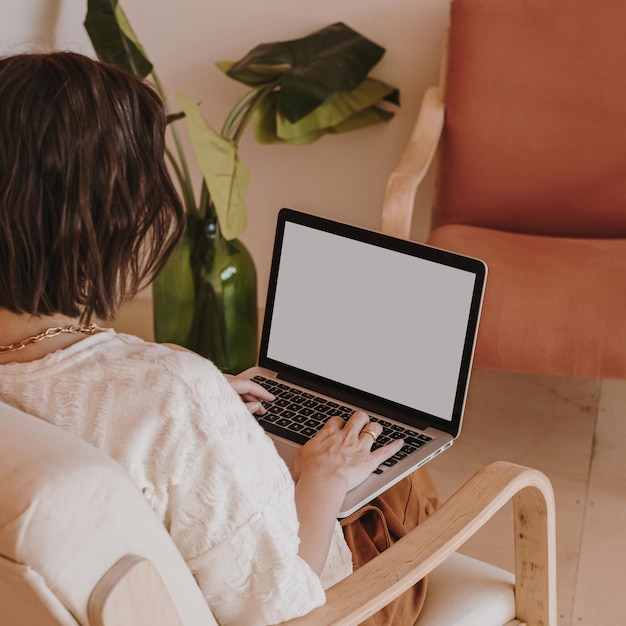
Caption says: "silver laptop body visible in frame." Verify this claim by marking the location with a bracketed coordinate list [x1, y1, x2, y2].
[241, 208, 487, 517]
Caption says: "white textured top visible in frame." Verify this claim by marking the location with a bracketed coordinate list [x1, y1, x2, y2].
[0, 330, 353, 625]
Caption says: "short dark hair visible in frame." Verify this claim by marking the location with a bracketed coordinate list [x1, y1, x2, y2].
[0, 51, 186, 322]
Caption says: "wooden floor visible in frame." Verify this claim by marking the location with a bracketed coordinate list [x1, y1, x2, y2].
[427, 368, 626, 626]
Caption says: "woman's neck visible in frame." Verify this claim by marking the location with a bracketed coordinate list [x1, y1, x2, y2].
[0, 311, 89, 364]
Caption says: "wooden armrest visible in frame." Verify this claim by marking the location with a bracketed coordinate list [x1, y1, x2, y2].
[281, 461, 557, 626]
[381, 85, 444, 240]
[89, 555, 184, 626]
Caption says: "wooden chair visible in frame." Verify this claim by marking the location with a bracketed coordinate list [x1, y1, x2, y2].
[0, 400, 556, 625]
[382, 0, 626, 379]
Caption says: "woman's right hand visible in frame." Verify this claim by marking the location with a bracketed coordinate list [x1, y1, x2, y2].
[292, 410, 404, 575]
[292, 410, 404, 491]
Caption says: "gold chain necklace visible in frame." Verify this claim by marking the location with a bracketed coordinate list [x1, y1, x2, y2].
[0, 323, 103, 354]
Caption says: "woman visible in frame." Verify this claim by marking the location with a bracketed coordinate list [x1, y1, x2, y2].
[0, 51, 438, 625]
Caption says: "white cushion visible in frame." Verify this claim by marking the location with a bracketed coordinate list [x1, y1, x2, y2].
[416, 552, 516, 625]
[0, 401, 216, 626]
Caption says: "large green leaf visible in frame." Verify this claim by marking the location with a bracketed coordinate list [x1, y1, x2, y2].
[176, 93, 249, 241]
[84, 0, 152, 77]
[278, 78, 397, 140]
[216, 60, 287, 84]
[222, 22, 385, 123]
[252, 97, 325, 145]
[329, 105, 395, 133]
[252, 78, 397, 144]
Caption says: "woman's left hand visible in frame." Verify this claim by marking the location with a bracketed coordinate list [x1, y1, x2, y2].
[225, 374, 275, 415]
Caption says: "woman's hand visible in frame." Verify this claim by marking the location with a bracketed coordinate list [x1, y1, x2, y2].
[292, 410, 404, 575]
[292, 410, 403, 488]
[225, 374, 275, 415]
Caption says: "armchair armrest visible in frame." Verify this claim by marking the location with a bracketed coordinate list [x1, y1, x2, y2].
[281, 461, 557, 626]
[89, 555, 184, 626]
[381, 85, 444, 239]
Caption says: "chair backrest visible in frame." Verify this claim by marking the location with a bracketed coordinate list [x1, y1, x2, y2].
[0, 401, 216, 626]
[434, 0, 626, 238]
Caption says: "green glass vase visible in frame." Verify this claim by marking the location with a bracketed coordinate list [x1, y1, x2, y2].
[152, 213, 258, 374]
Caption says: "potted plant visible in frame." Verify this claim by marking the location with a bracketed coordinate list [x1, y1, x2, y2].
[84, 0, 400, 373]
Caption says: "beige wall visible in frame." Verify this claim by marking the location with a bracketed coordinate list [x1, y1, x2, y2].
[1, 0, 449, 304]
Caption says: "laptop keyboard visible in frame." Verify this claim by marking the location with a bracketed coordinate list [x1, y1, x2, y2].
[252, 375, 433, 474]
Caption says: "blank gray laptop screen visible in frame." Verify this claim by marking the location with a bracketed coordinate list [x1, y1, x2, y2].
[266, 222, 477, 422]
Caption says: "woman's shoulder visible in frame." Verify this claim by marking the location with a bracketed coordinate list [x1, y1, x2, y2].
[46, 330, 238, 429]
[90, 330, 226, 391]
[116, 331, 215, 364]
[102, 332, 266, 442]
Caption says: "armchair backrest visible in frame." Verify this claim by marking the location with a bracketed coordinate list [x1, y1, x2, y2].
[434, 0, 626, 237]
[0, 401, 216, 626]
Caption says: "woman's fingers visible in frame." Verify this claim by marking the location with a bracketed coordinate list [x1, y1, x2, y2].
[359, 423, 382, 446]
[294, 409, 406, 490]
[225, 374, 275, 400]
[225, 374, 275, 414]
[342, 410, 371, 434]
[320, 410, 377, 437]
[244, 400, 265, 415]
[371, 437, 404, 462]
[317, 411, 404, 458]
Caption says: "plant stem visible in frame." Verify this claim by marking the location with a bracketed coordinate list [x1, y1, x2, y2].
[221, 81, 279, 143]
[164, 146, 195, 215]
[198, 180, 210, 221]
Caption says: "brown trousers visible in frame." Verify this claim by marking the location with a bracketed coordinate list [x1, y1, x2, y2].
[341, 467, 440, 625]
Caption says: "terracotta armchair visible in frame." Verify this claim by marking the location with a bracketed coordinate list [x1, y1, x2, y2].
[383, 0, 626, 379]
[0, 400, 556, 625]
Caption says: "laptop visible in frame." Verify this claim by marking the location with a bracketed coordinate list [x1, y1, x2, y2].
[241, 208, 487, 517]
